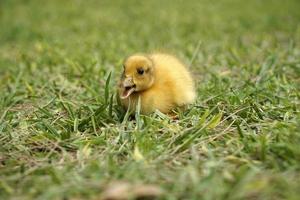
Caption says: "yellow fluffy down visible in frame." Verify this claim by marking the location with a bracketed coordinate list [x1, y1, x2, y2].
[118, 53, 196, 114]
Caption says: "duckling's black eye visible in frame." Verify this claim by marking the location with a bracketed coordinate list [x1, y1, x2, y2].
[137, 68, 144, 75]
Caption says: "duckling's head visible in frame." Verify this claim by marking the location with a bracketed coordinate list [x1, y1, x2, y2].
[119, 55, 155, 99]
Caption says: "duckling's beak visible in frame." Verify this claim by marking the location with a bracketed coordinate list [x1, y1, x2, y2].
[121, 77, 136, 99]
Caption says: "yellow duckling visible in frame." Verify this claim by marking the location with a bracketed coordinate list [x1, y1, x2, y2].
[118, 53, 196, 114]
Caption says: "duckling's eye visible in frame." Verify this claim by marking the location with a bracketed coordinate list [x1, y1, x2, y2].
[137, 68, 144, 75]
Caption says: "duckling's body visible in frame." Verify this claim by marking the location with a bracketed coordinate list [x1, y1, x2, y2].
[118, 53, 196, 114]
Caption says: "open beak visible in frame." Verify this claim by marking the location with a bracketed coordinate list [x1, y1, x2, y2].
[121, 77, 136, 99]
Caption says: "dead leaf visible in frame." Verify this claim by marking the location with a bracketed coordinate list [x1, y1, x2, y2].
[100, 181, 163, 200]
[132, 185, 163, 199]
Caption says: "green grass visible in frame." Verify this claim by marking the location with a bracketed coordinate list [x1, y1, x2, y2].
[1, 0, 300, 199]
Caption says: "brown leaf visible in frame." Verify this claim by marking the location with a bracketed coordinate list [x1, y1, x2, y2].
[100, 181, 163, 200]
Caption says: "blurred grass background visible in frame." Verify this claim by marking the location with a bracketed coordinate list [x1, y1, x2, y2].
[0, 0, 300, 199]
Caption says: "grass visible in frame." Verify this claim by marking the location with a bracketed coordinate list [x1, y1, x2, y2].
[0, 0, 300, 199]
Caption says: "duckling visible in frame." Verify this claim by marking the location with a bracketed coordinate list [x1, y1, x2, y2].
[118, 53, 196, 114]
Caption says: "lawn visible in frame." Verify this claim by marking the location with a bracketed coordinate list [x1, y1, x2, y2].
[0, 0, 300, 199]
